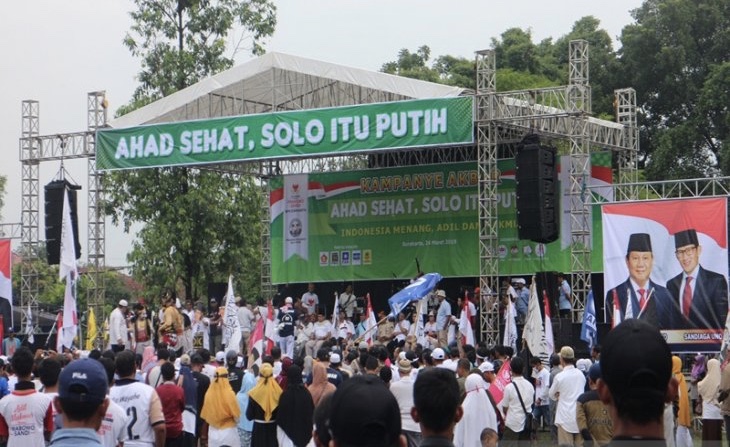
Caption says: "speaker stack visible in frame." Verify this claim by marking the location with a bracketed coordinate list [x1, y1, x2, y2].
[515, 134, 559, 243]
[44, 179, 81, 265]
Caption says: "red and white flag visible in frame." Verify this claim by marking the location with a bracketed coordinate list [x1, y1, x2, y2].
[611, 289, 623, 328]
[459, 291, 475, 346]
[263, 300, 275, 355]
[248, 317, 265, 368]
[489, 358, 512, 405]
[543, 290, 555, 356]
[365, 293, 377, 346]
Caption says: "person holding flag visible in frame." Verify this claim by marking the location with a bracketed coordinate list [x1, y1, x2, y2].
[221, 275, 242, 355]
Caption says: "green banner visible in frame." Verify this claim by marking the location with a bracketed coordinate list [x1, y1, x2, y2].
[96, 97, 474, 171]
[270, 155, 610, 283]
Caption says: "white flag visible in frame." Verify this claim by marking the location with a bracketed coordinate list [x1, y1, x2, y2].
[25, 305, 34, 344]
[59, 189, 77, 350]
[331, 292, 340, 331]
[222, 275, 242, 353]
[522, 279, 549, 363]
[365, 293, 377, 346]
[543, 290, 555, 356]
[503, 301, 518, 353]
[458, 297, 475, 346]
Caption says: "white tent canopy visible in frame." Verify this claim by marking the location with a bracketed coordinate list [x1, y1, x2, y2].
[110, 52, 467, 129]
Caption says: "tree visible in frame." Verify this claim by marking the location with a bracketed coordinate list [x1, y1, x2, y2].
[618, 0, 730, 179]
[106, 0, 276, 300]
[381, 46, 440, 83]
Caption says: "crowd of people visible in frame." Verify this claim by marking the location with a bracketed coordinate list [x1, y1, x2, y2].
[0, 277, 708, 447]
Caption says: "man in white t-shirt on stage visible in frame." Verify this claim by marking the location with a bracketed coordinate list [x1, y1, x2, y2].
[301, 283, 319, 315]
[339, 284, 357, 319]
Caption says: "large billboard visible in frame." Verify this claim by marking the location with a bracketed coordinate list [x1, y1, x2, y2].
[270, 154, 611, 283]
[96, 97, 474, 171]
[602, 198, 729, 351]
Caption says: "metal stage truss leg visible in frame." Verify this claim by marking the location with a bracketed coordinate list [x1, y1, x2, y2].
[20, 100, 40, 340]
[476, 49, 500, 346]
[567, 40, 592, 322]
[615, 88, 639, 201]
[260, 161, 277, 301]
[87, 91, 107, 348]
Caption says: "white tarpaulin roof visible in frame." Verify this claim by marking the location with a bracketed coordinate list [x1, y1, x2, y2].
[110, 52, 467, 129]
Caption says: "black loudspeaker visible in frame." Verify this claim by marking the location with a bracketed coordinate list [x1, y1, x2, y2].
[554, 318, 573, 351]
[45, 180, 82, 265]
[515, 135, 559, 243]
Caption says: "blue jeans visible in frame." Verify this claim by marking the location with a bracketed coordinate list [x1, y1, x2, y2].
[533, 404, 551, 431]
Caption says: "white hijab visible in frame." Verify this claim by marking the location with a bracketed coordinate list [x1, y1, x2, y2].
[454, 373, 497, 447]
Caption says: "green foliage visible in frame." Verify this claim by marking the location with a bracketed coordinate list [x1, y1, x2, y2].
[124, 0, 276, 101]
[381, 45, 475, 89]
[619, 0, 730, 178]
[107, 0, 275, 299]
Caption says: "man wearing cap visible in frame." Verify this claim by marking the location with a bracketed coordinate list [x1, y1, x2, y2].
[328, 375, 406, 447]
[277, 297, 297, 359]
[576, 363, 613, 446]
[549, 346, 586, 446]
[435, 290, 451, 348]
[597, 319, 676, 443]
[514, 279, 529, 323]
[49, 359, 110, 447]
[431, 348, 447, 369]
[109, 300, 129, 353]
[667, 228, 728, 330]
[389, 359, 421, 447]
[605, 233, 677, 328]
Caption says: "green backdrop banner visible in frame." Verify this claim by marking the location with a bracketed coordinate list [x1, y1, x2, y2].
[96, 97, 474, 171]
[270, 155, 610, 283]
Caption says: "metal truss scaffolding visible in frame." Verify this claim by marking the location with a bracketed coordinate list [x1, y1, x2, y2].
[19, 93, 107, 345]
[18, 48, 638, 344]
[475, 39, 637, 336]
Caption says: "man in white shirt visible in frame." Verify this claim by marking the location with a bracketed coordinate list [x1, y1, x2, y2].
[531, 356, 551, 433]
[301, 283, 319, 315]
[500, 357, 535, 441]
[389, 359, 421, 447]
[392, 312, 411, 346]
[549, 346, 586, 446]
[339, 284, 357, 319]
[306, 313, 332, 357]
[108, 300, 129, 353]
[236, 298, 255, 354]
[435, 290, 451, 348]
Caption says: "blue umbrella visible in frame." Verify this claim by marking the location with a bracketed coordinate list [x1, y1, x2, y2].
[388, 272, 443, 316]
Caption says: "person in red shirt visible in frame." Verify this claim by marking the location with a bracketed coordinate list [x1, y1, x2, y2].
[156, 362, 185, 447]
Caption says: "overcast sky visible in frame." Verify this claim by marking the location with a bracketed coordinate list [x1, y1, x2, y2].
[0, 0, 644, 266]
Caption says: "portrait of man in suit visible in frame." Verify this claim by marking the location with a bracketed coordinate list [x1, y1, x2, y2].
[605, 233, 678, 328]
[666, 229, 728, 330]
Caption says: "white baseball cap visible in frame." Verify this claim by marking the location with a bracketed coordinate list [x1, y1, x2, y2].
[285, 297, 293, 304]
[432, 348, 445, 360]
[119, 299, 128, 307]
[215, 351, 225, 363]
[478, 361, 495, 373]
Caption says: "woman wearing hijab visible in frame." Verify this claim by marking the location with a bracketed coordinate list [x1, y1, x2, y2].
[276, 357, 292, 391]
[454, 373, 497, 447]
[276, 365, 314, 447]
[177, 358, 199, 447]
[698, 358, 722, 445]
[673, 356, 692, 447]
[201, 366, 242, 447]
[237, 370, 258, 447]
[247, 363, 283, 447]
[307, 362, 335, 407]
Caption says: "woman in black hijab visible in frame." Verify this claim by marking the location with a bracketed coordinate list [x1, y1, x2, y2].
[276, 364, 314, 447]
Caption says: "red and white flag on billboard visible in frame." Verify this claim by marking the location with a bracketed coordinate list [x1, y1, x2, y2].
[0, 240, 12, 330]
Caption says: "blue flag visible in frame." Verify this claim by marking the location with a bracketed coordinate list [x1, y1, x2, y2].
[388, 273, 442, 316]
[580, 289, 598, 350]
